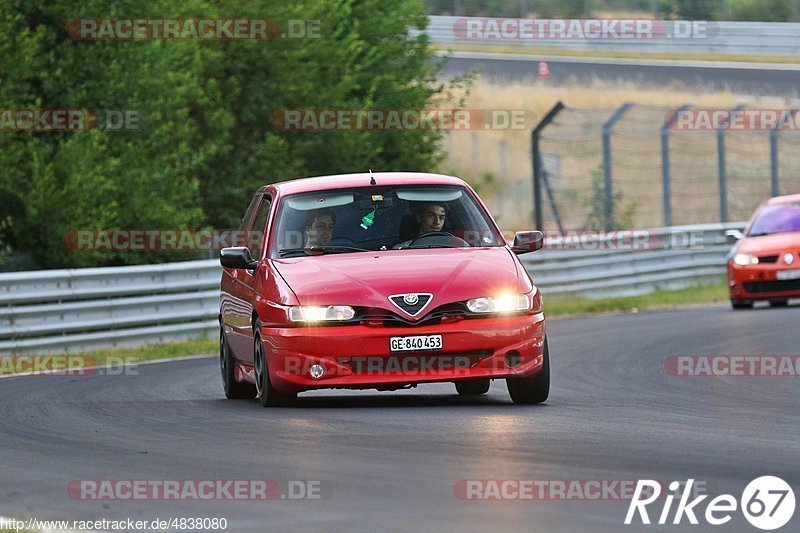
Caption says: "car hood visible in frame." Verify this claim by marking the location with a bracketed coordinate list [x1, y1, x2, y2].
[273, 247, 521, 314]
[737, 232, 800, 254]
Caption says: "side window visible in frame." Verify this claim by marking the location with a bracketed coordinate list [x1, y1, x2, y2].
[247, 195, 272, 259]
[236, 193, 260, 246]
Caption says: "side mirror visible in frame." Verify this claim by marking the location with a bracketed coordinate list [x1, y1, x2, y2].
[220, 247, 258, 270]
[511, 231, 544, 254]
[725, 229, 744, 245]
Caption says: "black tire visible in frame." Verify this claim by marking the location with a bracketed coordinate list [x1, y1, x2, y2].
[220, 329, 256, 399]
[455, 379, 490, 395]
[507, 339, 550, 405]
[769, 300, 789, 308]
[731, 300, 753, 310]
[254, 331, 296, 407]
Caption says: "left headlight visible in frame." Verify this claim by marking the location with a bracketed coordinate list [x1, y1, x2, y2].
[732, 253, 759, 266]
[289, 305, 355, 322]
[467, 293, 532, 314]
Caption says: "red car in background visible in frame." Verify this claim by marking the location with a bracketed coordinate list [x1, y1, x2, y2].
[727, 193, 800, 309]
[218, 172, 548, 406]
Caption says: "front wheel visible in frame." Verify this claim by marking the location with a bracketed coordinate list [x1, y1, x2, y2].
[731, 299, 753, 310]
[769, 300, 789, 308]
[254, 331, 296, 407]
[220, 329, 256, 399]
[506, 339, 550, 405]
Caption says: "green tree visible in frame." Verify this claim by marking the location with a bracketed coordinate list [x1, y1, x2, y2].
[0, 0, 463, 267]
[0, 0, 223, 266]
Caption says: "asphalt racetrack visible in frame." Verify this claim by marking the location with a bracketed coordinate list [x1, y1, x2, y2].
[1, 304, 799, 532]
[440, 51, 800, 96]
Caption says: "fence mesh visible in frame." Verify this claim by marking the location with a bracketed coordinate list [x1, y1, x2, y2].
[443, 103, 800, 231]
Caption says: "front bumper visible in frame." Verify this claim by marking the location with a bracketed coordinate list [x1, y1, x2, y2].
[727, 263, 800, 301]
[253, 313, 545, 393]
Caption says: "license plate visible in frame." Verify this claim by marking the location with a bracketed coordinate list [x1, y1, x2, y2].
[390, 335, 442, 352]
[777, 270, 800, 281]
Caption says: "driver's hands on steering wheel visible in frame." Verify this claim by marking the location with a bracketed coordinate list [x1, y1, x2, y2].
[393, 231, 469, 249]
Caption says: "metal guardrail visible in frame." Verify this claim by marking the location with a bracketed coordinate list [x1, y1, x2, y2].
[521, 223, 744, 297]
[0, 260, 220, 355]
[0, 223, 742, 354]
[425, 16, 800, 56]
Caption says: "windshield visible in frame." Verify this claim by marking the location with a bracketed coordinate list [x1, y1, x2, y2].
[748, 202, 800, 236]
[271, 185, 504, 257]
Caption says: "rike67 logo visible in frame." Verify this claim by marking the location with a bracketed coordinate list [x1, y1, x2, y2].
[626, 477, 795, 530]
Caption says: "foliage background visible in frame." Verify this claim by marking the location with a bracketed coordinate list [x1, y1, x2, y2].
[0, 0, 466, 268]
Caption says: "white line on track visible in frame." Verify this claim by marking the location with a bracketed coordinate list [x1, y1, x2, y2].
[0, 353, 214, 380]
[437, 50, 800, 71]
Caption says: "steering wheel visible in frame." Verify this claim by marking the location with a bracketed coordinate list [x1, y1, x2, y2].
[405, 231, 469, 248]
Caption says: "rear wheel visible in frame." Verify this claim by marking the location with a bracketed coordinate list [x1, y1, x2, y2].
[455, 379, 490, 395]
[507, 339, 550, 405]
[220, 328, 256, 399]
[731, 300, 753, 310]
[254, 331, 296, 407]
[769, 300, 789, 308]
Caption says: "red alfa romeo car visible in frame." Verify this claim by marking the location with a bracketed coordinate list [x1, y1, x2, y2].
[218, 172, 548, 406]
[727, 193, 800, 309]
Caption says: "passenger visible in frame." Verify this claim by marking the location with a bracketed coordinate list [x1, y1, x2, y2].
[304, 208, 335, 247]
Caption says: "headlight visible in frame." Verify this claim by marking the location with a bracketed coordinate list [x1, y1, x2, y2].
[732, 253, 759, 266]
[289, 305, 355, 322]
[467, 293, 531, 314]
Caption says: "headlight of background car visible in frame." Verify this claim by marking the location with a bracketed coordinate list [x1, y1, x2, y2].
[467, 292, 533, 314]
[289, 305, 355, 322]
[732, 253, 759, 266]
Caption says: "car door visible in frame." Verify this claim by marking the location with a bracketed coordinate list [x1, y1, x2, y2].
[223, 193, 273, 365]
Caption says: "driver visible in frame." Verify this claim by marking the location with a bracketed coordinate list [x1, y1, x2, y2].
[394, 203, 447, 248]
[416, 203, 446, 235]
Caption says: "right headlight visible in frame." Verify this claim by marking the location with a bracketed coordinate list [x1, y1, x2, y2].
[732, 253, 758, 266]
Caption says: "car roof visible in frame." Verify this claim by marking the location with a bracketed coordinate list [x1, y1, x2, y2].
[269, 172, 468, 196]
[766, 193, 800, 205]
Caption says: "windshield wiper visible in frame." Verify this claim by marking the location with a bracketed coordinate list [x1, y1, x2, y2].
[279, 245, 370, 257]
[405, 244, 459, 249]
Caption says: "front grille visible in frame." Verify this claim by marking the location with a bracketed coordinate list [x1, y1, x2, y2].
[357, 304, 466, 327]
[757, 255, 779, 263]
[743, 280, 800, 293]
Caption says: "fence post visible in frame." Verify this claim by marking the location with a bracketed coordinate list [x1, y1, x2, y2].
[717, 104, 746, 223]
[531, 101, 565, 229]
[602, 103, 634, 231]
[661, 105, 691, 227]
[770, 126, 781, 197]
[471, 131, 479, 178]
[500, 138, 507, 180]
